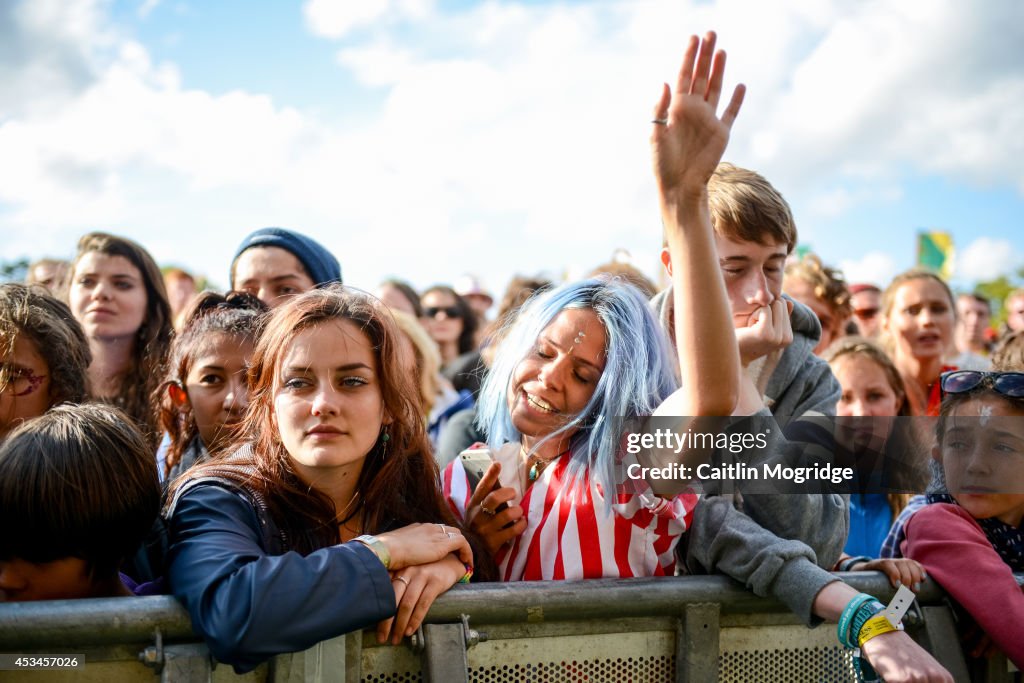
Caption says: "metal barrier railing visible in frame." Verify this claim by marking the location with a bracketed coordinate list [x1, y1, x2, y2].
[0, 573, 1019, 682]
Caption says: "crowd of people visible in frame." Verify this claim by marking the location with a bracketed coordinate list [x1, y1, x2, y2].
[2, 31, 1023, 681]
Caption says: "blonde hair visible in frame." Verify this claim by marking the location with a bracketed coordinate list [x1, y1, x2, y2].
[707, 162, 797, 251]
[784, 254, 852, 319]
[390, 309, 442, 415]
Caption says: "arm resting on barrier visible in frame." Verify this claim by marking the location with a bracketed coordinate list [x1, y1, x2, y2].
[685, 415, 849, 625]
[903, 503, 1024, 669]
[166, 484, 394, 673]
[685, 494, 839, 625]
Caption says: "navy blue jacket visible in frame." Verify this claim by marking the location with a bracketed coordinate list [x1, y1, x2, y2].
[166, 483, 394, 673]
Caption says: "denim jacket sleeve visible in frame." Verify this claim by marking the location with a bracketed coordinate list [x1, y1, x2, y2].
[166, 483, 394, 673]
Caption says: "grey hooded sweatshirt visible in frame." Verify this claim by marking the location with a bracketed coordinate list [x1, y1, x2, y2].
[650, 287, 844, 624]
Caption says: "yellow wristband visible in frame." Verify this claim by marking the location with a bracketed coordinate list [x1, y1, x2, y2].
[857, 614, 899, 647]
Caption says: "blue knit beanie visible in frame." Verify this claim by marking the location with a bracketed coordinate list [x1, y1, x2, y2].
[231, 227, 342, 287]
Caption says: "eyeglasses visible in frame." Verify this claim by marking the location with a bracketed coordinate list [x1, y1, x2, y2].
[0, 365, 48, 397]
[940, 370, 1024, 398]
[853, 307, 879, 320]
[424, 306, 461, 319]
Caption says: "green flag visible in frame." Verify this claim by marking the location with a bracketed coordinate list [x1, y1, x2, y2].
[917, 231, 954, 280]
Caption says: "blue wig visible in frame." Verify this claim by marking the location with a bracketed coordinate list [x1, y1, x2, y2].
[476, 277, 678, 500]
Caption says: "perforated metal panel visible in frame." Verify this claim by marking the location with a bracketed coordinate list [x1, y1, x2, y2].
[468, 655, 674, 682]
[361, 672, 421, 683]
[362, 622, 862, 683]
[719, 624, 857, 683]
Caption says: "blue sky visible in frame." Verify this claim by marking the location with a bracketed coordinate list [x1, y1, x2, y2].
[2, 0, 1022, 297]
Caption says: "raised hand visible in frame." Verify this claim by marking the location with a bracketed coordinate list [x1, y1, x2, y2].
[651, 31, 745, 202]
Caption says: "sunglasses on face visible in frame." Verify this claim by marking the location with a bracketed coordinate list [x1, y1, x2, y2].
[853, 307, 879, 320]
[940, 370, 1024, 398]
[424, 306, 461, 319]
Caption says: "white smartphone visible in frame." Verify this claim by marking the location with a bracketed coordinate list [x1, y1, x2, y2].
[459, 448, 493, 491]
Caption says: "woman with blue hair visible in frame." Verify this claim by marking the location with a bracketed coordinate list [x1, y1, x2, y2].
[442, 32, 745, 580]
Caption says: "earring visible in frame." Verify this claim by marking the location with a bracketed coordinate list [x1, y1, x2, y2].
[380, 430, 390, 458]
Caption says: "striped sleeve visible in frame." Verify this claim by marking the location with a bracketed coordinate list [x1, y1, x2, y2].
[442, 457, 472, 523]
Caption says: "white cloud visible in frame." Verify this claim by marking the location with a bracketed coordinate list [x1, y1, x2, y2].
[137, 0, 160, 18]
[838, 252, 900, 287]
[302, 0, 432, 39]
[956, 237, 1024, 283]
[1, 0, 1022, 293]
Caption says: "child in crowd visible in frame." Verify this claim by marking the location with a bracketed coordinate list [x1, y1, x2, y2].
[881, 327, 1024, 560]
[783, 253, 852, 356]
[0, 404, 161, 600]
[66, 232, 173, 447]
[880, 269, 957, 416]
[901, 370, 1024, 667]
[165, 286, 483, 673]
[0, 283, 91, 439]
[231, 227, 341, 309]
[157, 291, 267, 482]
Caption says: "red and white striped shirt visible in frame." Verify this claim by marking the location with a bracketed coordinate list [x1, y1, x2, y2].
[443, 443, 700, 581]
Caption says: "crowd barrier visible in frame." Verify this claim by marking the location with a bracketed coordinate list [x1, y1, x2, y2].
[1, 573, 1020, 682]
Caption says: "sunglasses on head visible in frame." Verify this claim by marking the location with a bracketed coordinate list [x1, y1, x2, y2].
[940, 370, 1024, 398]
[424, 306, 461, 319]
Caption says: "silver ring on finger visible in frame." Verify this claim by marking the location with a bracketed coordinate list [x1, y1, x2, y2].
[437, 523, 446, 534]
[651, 118, 668, 125]
[480, 506, 494, 516]
[394, 575, 410, 587]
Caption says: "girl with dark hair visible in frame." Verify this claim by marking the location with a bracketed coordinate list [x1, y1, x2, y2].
[165, 286, 484, 673]
[0, 403, 161, 600]
[157, 291, 267, 482]
[66, 231, 172, 446]
[0, 283, 91, 438]
[901, 370, 1024, 667]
